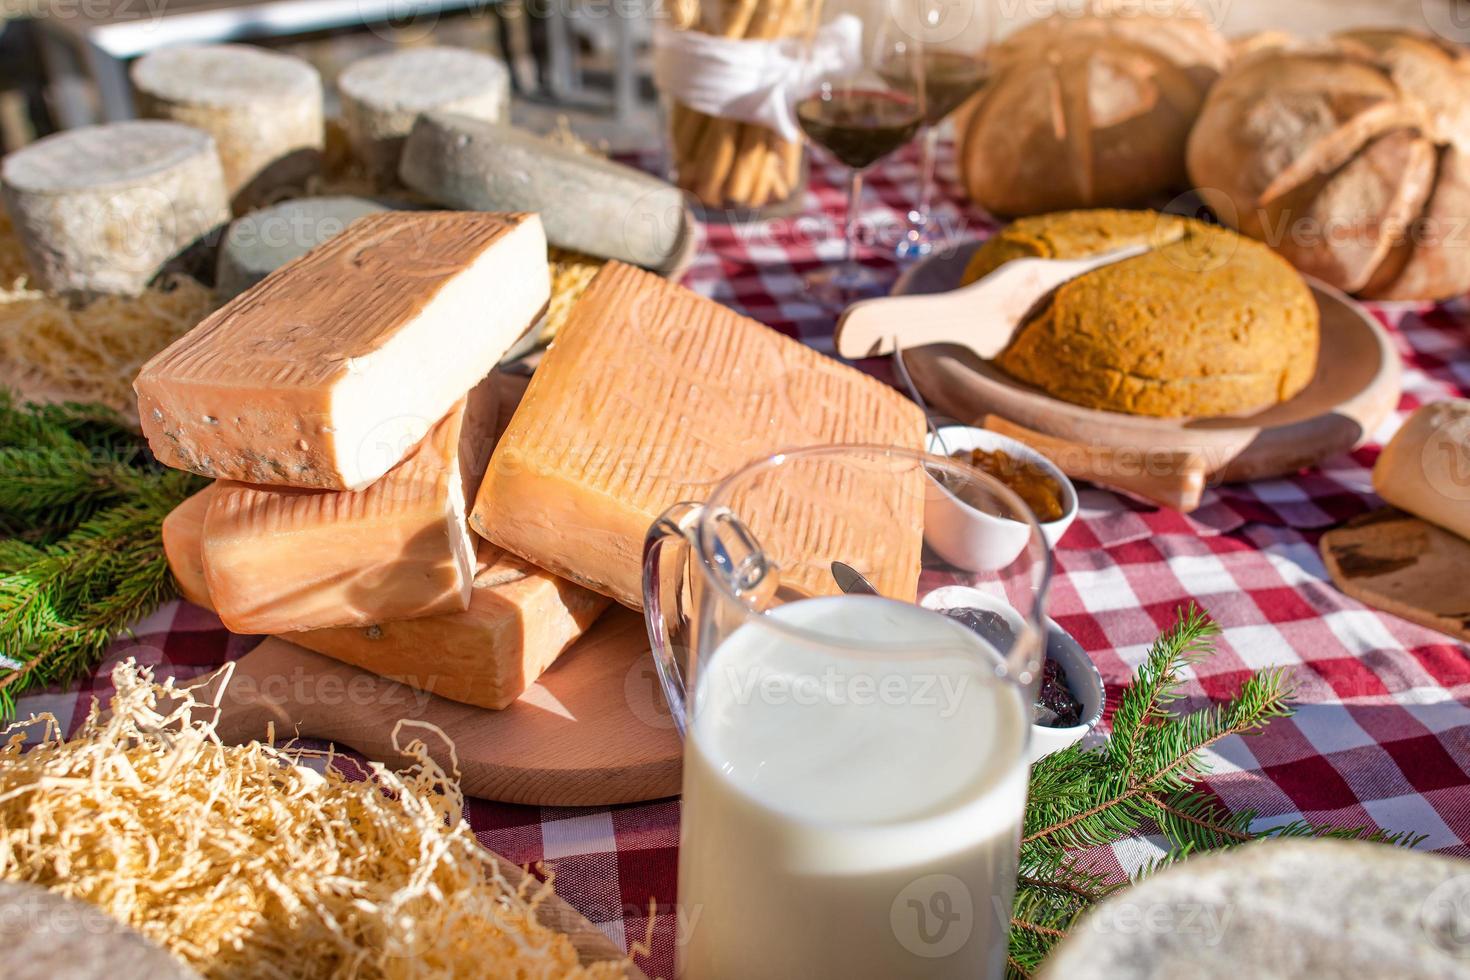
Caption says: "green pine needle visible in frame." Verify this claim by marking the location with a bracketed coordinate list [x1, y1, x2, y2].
[1008, 605, 1420, 977]
[0, 392, 204, 715]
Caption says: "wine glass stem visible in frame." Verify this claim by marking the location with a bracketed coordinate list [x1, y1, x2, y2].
[842, 166, 863, 283]
[911, 126, 939, 238]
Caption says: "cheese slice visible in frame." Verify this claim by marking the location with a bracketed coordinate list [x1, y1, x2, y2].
[163, 488, 609, 710]
[202, 374, 498, 634]
[135, 210, 549, 490]
[470, 261, 928, 607]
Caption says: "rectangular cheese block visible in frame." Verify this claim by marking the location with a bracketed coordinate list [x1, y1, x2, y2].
[470, 261, 928, 608]
[163, 488, 610, 710]
[202, 374, 498, 634]
[136, 210, 549, 491]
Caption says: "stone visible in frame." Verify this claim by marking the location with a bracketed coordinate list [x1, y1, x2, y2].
[400, 111, 693, 273]
[132, 44, 323, 213]
[215, 195, 393, 299]
[1040, 839, 1470, 980]
[339, 47, 510, 182]
[0, 120, 230, 295]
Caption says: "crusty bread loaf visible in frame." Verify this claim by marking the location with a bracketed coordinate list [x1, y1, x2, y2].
[965, 210, 1319, 418]
[1373, 400, 1470, 542]
[954, 11, 1229, 217]
[1188, 31, 1470, 301]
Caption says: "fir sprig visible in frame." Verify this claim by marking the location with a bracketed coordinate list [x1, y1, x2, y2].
[0, 392, 204, 714]
[1008, 607, 1425, 976]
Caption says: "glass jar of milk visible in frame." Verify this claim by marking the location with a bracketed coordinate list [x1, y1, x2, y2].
[643, 445, 1050, 979]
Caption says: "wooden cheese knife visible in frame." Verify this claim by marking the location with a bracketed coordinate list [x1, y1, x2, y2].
[833, 243, 1151, 361]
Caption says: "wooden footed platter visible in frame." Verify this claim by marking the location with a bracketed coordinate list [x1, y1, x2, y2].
[896, 241, 1402, 491]
[1321, 509, 1470, 643]
[210, 608, 683, 807]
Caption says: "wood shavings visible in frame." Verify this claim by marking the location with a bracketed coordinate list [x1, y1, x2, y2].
[0, 660, 631, 980]
[545, 248, 606, 342]
[0, 211, 215, 423]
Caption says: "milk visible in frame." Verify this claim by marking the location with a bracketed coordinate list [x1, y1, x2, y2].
[677, 595, 1030, 980]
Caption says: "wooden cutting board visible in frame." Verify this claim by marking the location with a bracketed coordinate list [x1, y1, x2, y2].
[1321, 509, 1470, 643]
[210, 608, 683, 806]
[895, 243, 1402, 503]
[492, 858, 650, 977]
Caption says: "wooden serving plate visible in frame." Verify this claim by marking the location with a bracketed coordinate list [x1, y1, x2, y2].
[210, 608, 683, 807]
[895, 242, 1402, 503]
[1321, 509, 1470, 643]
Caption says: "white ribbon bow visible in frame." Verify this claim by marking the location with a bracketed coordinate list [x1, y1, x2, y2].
[652, 14, 865, 142]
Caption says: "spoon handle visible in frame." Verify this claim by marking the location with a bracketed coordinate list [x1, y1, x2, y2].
[833, 243, 1151, 361]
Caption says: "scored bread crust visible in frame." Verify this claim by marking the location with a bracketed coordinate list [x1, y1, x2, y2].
[1187, 31, 1470, 300]
[955, 12, 1229, 217]
[966, 211, 1319, 419]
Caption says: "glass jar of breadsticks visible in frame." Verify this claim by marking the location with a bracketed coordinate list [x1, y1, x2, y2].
[658, 0, 813, 215]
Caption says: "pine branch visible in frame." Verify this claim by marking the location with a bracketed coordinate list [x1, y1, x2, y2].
[1009, 607, 1417, 974]
[0, 393, 203, 715]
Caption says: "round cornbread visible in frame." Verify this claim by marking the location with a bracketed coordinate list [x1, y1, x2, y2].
[963, 210, 1319, 418]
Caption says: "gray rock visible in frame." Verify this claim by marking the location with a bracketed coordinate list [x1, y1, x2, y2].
[1040, 838, 1470, 980]
[215, 195, 393, 298]
[339, 47, 509, 182]
[399, 112, 694, 274]
[0, 881, 200, 980]
[0, 121, 230, 296]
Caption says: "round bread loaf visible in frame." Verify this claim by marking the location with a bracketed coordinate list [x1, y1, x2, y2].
[1187, 31, 1470, 300]
[954, 11, 1229, 217]
[964, 210, 1319, 418]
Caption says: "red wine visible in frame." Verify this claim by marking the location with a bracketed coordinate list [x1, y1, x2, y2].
[796, 89, 923, 169]
[880, 50, 989, 124]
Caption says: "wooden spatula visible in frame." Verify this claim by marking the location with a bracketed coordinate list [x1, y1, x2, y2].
[834, 243, 1150, 361]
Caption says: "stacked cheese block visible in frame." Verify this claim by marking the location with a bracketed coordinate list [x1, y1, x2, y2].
[144, 209, 926, 712]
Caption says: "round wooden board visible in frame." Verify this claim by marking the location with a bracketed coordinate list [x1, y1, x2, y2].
[492, 858, 650, 977]
[209, 608, 683, 807]
[896, 242, 1402, 484]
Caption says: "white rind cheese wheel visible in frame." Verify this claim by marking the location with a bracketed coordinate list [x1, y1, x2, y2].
[215, 195, 391, 299]
[131, 44, 323, 213]
[0, 120, 230, 295]
[339, 46, 510, 181]
[1374, 399, 1470, 541]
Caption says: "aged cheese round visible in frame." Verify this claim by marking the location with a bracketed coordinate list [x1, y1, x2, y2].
[401, 110, 691, 272]
[1373, 399, 1470, 541]
[215, 195, 391, 299]
[132, 44, 323, 213]
[0, 882, 201, 980]
[339, 47, 510, 181]
[966, 210, 1319, 418]
[0, 120, 230, 295]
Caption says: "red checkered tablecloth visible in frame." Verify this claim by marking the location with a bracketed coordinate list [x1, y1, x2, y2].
[15, 143, 1470, 980]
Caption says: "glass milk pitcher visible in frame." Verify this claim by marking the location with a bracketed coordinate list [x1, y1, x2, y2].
[642, 445, 1051, 980]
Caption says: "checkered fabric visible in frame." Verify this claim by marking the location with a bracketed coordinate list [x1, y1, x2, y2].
[14, 142, 1470, 980]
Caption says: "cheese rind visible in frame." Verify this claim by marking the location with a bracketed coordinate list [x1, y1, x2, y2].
[135, 211, 548, 490]
[1374, 399, 1470, 541]
[164, 489, 609, 709]
[202, 375, 498, 634]
[470, 262, 928, 607]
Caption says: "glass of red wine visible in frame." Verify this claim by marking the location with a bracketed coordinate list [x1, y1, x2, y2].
[879, 0, 991, 259]
[795, 0, 925, 303]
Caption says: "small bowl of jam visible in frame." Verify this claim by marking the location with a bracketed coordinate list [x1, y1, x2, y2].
[923, 426, 1078, 572]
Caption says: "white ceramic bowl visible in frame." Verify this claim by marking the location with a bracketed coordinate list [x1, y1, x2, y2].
[920, 585, 1104, 762]
[923, 425, 1078, 572]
